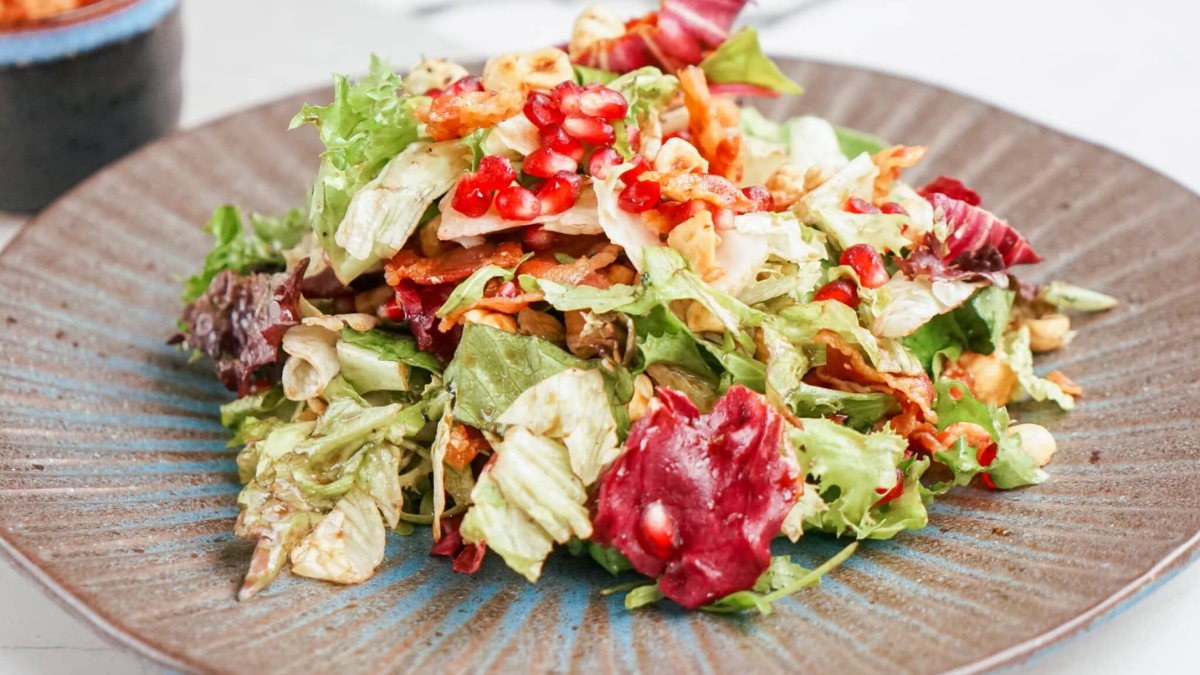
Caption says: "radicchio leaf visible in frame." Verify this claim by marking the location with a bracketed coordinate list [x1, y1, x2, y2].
[899, 194, 1042, 288]
[592, 386, 800, 609]
[393, 279, 462, 363]
[573, 0, 751, 73]
[430, 513, 487, 574]
[917, 175, 982, 206]
[174, 259, 308, 396]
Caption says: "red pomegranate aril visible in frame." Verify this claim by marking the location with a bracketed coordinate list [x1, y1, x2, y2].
[637, 501, 677, 559]
[536, 171, 582, 216]
[477, 155, 516, 191]
[551, 80, 583, 115]
[874, 468, 906, 506]
[623, 154, 650, 182]
[494, 185, 541, 221]
[443, 75, 483, 97]
[839, 244, 890, 289]
[523, 147, 578, 178]
[451, 174, 492, 218]
[618, 179, 661, 213]
[880, 201, 909, 216]
[742, 186, 775, 212]
[522, 225, 558, 251]
[976, 442, 998, 467]
[523, 91, 564, 129]
[844, 196, 882, 214]
[813, 278, 860, 307]
[578, 85, 629, 119]
[587, 146, 623, 179]
[562, 115, 615, 146]
[425, 87, 443, 99]
[495, 281, 520, 298]
[381, 298, 404, 322]
[538, 124, 585, 162]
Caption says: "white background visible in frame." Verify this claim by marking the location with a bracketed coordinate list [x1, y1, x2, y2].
[1, 0, 1197, 673]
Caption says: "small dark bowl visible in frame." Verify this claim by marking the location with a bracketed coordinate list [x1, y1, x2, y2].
[0, 0, 182, 213]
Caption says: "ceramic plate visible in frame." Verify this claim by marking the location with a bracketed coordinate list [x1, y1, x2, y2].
[2, 59, 1199, 675]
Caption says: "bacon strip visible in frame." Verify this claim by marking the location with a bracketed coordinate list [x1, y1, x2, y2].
[811, 329, 936, 423]
[678, 66, 742, 183]
[385, 241, 524, 287]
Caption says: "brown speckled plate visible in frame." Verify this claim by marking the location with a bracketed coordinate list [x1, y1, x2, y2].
[2, 59, 1199, 675]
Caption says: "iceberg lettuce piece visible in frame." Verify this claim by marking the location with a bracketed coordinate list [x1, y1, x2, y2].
[1002, 326, 1075, 410]
[460, 465, 556, 582]
[290, 488, 386, 584]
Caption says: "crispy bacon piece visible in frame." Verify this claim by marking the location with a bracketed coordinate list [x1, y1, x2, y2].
[678, 66, 742, 183]
[871, 145, 927, 204]
[385, 241, 524, 287]
[811, 329, 936, 422]
[438, 293, 546, 332]
[415, 89, 525, 141]
[640, 171, 756, 212]
[1047, 370, 1083, 396]
[445, 422, 490, 470]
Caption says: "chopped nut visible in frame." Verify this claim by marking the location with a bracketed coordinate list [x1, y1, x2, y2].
[667, 210, 721, 282]
[601, 263, 637, 286]
[519, 48, 574, 90]
[481, 52, 524, 92]
[517, 307, 566, 344]
[628, 373, 654, 423]
[1023, 314, 1072, 352]
[653, 137, 709, 174]
[959, 352, 1017, 406]
[406, 58, 469, 95]
[1008, 423, 1057, 467]
[461, 309, 517, 333]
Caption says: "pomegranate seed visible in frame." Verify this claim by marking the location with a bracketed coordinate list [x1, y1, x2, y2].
[839, 244, 890, 289]
[880, 201, 909, 215]
[562, 115, 615, 146]
[638, 501, 677, 559]
[657, 200, 704, 226]
[623, 154, 650, 182]
[523, 91, 563, 129]
[538, 124, 585, 162]
[813, 278, 860, 307]
[578, 85, 629, 119]
[477, 155, 516, 191]
[523, 147, 578, 178]
[443, 75, 483, 96]
[618, 179, 661, 213]
[425, 87, 443, 98]
[495, 281, 519, 298]
[741, 186, 775, 212]
[523, 225, 557, 251]
[844, 196, 882, 214]
[587, 146, 623, 179]
[494, 185, 541, 221]
[536, 171, 582, 216]
[977, 442, 998, 467]
[551, 81, 583, 115]
[874, 468, 906, 506]
[381, 298, 404, 322]
[451, 173, 492, 217]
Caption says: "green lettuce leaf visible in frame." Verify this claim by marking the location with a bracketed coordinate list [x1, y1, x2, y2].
[791, 419, 908, 539]
[336, 341, 413, 393]
[933, 378, 1046, 489]
[607, 67, 680, 157]
[289, 56, 423, 283]
[699, 27, 802, 95]
[813, 208, 912, 255]
[788, 383, 899, 432]
[1038, 281, 1118, 312]
[339, 327, 444, 374]
[181, 206, 306, 303]
[289, 487, 386, 584]
[901, 286, 1013, 376]
[436, 254, 531, 320]
[573, 64, 619, 86]
[834, 125, 888, 158]
[774, 300, 924, 376]
[460, 127, 490, 171]
[1002, 326, 1075, 410]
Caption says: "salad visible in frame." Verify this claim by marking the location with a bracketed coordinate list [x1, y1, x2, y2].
[172, 0, 1118, 613]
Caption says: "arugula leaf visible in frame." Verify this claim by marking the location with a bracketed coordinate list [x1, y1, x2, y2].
[1038, 281, 1118, 312]
[181, 206, 307, 303]
[699, 27, 803, 95]
[289, 55, 423, 283]
[700, 542, 858, 615]
[339, 327, 444, 374]
[933, 379, 1047, 489]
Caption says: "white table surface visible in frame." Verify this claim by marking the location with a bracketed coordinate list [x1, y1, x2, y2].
[2, 0, 1197, 673]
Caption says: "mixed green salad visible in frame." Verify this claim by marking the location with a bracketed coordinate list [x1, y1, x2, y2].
[173, 0, 1117, 612]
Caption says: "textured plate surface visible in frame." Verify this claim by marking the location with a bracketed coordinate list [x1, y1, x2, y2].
[2, 59, 1199, 675]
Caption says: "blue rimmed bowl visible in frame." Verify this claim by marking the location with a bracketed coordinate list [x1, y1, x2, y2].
[0, 57, 1198, 675]
[0, 0, 181, 212]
